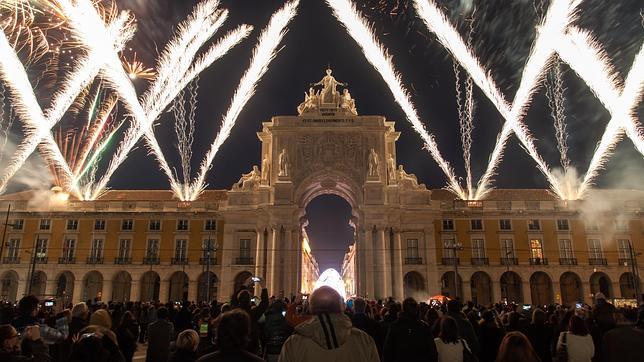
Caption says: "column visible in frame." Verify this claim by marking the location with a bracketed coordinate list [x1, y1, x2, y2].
[523, 281, 531, 304]
[159, 280, 169, 303]
[290, 229, 300, 298]
[296, 228, 303, 295]
[102, 279, 113, 302]
[423, 227, 439, 297]
[130, 279, 140, 302]
[219, 227, 235, 299]
[393, 230, 404, 300]
[268, 227, 279, 295]
[45, 278, 56, 299]
[553, 281, 561, 304]
[188, 280, 198, 302]
[376, 227, 388, 298]
[72, 279, 83, 304]
[254, 228, 264, 296]
[462, 279, 472, 302]
[357, 228, 367, 297]
[364, 227, 375, 298]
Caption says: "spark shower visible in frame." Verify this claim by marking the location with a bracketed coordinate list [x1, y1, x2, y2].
[0, 0, 641, 201]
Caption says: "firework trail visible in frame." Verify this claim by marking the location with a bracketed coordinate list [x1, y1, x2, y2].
[173, 78, 198, 186]
[326, 0, 466, 199]
[87, 1, 252, 199]
[413, 0, 581, 199]
[188, 0, 300, 201]
[0, 8, 133, 195]
[545, 56, 570, 170]
[555, 30, 644, 198]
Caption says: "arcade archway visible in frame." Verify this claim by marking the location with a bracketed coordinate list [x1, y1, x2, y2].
[112, 271, 132, 302]
[471, 272, 492, 306]
[82, 271, 103, 302]
[403, 271, 426, 299]
[500, 271, 523, 303]
[590, 272, 612, 299]
[140, 271, 160, 302]
[560, 272, 583, 306]
[1, 270, 19, 301]
[530, 272, 553, 306]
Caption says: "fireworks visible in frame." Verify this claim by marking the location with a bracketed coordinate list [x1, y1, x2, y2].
[122, 52, 155, 80]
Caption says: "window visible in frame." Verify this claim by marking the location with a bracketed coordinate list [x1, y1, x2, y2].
[7, 239, 20, 258]
[588, 239, 603, 259]
[11, 219, 23, 230]
[202, 239, 216, 257]
[617, 239, 631, 259]
[39, 219, 51, 230]
[118, 239, 131, 258]
[239, 239, 251, 258]
[177, 219, 189, 231]
[557, 219, 570, 231]
[146, 239, 160, 258]
[175, 239, 187, 259]
[121, 219, 133, 231]
[528, 219, 541, 231]
[406, 239, 419, 258]
[442, 219, 454, 230]
[35, 238, 48, 258]
[62, 239, 76, 258]
[499, 219, 512, 230]
[559, 239, 574, 259]
[66, 219, 78, 230]
[470, 219, 483, 230]
[442, 239, 456, 258]
[149, 219, 161, 231]
[204, 219, 216, 231]
[530, 239, 544, 259]
[94, 219, 105, 231]
[90, 239, 104, 259]
[585, 220, 599, 231]
[501, 239, 515, 259]
[615, 220, 628, 232]
[472, 239, 485, 258]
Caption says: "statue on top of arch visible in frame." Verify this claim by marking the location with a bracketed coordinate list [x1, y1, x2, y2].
[297, 67, 358, 116]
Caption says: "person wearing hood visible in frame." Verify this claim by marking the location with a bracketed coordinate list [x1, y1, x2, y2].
[383, 297, 437, 362]
[278, 286, 379, 362]
[260, 300, 292, 362]
[230, 281, 268, 355]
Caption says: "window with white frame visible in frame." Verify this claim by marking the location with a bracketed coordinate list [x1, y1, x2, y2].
[66, 219, 78, 230]
[585, 220, 599, 231]
[204, 219, 216, 231]
[39, 219, 51, 230]
[557, 219, 570, 231]
[7, 239, 20, 258]
[146, 239, 159, 258]
[149, 219, 161, 231]
[94, 219, 105, 231]
[175, 239, 187, 259]
[177, 219, 189, 231]
[62, 239, 76, 258]
[617, 239, 631, 259]
[501, 239, 515, 259]
[90, 239, 104, 259]
[11, 219, 23, 230]
[529, 239, 544, 259]
[499, 219, 512, 230]
[118, 239, 131, 258]
[239, 239, 251, 258]
[121, 219, 133, 231]
[588, 239, 603, 259]
[406, 239, 419, 258]
[202, 238, 216, 258]
[470, 219, 483, 230]
[559, 239, 574, 259]
[443, 239, 456, 258]
[472, 239, 486, 258]
[442, 219, 454, 230]
[528, 219, 541, 231]
[35, 238, 48, 258]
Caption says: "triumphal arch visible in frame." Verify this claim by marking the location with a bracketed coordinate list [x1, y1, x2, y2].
[224, 68, 435, 300]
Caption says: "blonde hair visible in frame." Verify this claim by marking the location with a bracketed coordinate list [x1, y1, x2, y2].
[176, 329, 199, 351]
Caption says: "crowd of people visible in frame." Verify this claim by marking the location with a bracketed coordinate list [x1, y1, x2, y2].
[0, 283, 643, 362]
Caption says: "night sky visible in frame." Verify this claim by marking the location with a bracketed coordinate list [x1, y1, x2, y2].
[8, 0, 644, 271]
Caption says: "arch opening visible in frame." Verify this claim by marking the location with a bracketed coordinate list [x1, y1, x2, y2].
[198, 272, 218, 302]
[590, 272, 613, 299]
[619, 272, 640, 299]
[55, 271, 75, 305]
[560, 272, 583, 306]
[1, 270, 19, 302]
[500, 271, 523, 303]
[112, 271, 132, 302]
[441, 271, 462, 299]
[140, 271, 160, 302]
[471, 272, 492, 306]
[530, 271, 554, 306]
[168, 271, 189, 302]
[82, 271, 103, 302]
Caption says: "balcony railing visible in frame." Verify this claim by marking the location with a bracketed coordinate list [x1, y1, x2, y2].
[559, 258, 578, 265]
[2, 256, 20, 264]
[171, 257, 188, 265]
[235, 257, 253, 265]
[58, 257, 76, 264]
[86, 256, 104, 264]
[441, 257, 460, 265]
[529, 257, 548, 265]
[405, 257, 423, 265]
[500, 257, 519, 266]
[618, 258, 632, 266]
[35, 256, 48, 264]
[114, 257, 132, 265]
[589, 258, 607, 266]
[143, 257, 160, 265]
[199, 257, 217, 265]
[471, 257, 489, 266]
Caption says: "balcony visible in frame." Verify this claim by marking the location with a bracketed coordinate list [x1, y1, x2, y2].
[114, 257, 132, 265]
[199, 257, 217, 265]
[529, 257, 548, 265]
[58, 257, 76, 264]
[405, 257, 423, 265]
[2, 256, 20, 264]
[171, 257, 188, 265]
[86, 256, 104, 264]
[500, 257, 519, 266]
[35, 256, 48, 264]
[143, 257, 160, 265]
[441, 257, 460, 265]
[618, 258, 632, 266]
[235, 257, 254, 265]
[559, 258, 578, 265]
[589, 258, 607, 266]
[471, 257, 489, 266]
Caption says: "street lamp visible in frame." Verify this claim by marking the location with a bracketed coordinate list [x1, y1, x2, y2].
[0, 204, 20, 265]
[444, 240, 463, 299]
[202, 234, 217, 302]
[628, 240, 642, 304]
[25, 233, 41, 296]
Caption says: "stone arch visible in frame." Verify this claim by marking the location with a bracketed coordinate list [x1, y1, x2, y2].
[403, 271, 426, 299]
[197, 272, 219, 302]
[500, 271, 523, 303]
[619, 272, 639, 299]
[441, 271, 463, 299]
[295, 169, 363, 210]
[30, 270, 47, 299]
[168, 271, 189, 302]
[112, 271, 132, 302]
[82, 271, 103, 302]
[233, 271, 253, 294]
[560, 272, 583, 306]
[530, 271, 554, 306]
[471, 271, 493, 306]
[55, 271, 75, 305]
[1, 270, 19, 301]
[140, 271, 160, 302]
[590, 272, 613, 299]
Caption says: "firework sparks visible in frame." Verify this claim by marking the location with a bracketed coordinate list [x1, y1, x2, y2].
[122, 52, 155, 80]
[545, 56, 570, 170]
[325, 0, 466, 199]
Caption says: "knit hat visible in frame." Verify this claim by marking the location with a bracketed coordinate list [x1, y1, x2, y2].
[90, 309, 112, 329]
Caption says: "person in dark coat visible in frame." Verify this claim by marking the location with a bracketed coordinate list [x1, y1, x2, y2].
[0, 324, 51, 362]
[260, 300, 292, 362]
[197, 310, 263, 362]
[350, 298, 379, 348]
[69, 327, 125, 362]
[116, 312, 138, 362]
[146, 307, 175, 362]
[382, 297, 437, 362]
[477, 310, 505, 362]
[230, 284, 268, 356]
[169, 329, 200, 362]
[601, 310, 644, 362]
[446, 299, 480, 356]
[525, 308, 553, 362]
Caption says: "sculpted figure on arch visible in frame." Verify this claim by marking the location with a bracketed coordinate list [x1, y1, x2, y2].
[313, 67, 347, 104]
[279, 148, 290, 177]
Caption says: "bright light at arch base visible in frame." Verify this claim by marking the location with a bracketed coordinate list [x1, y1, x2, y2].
[314, 268, 347, 300]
